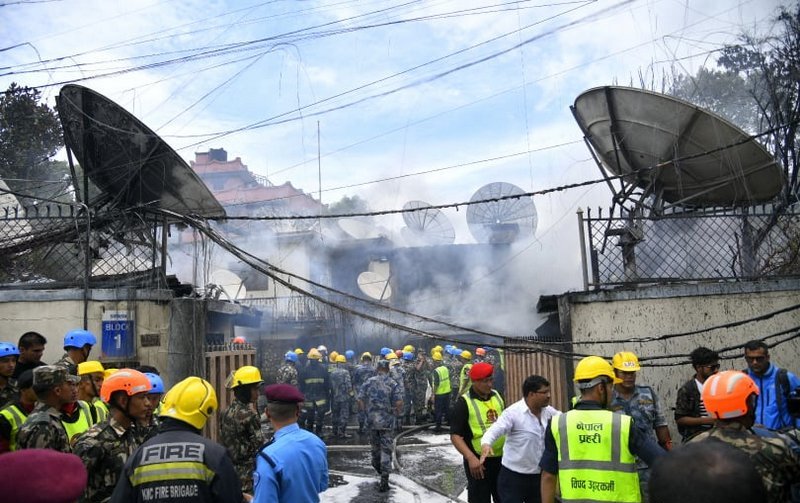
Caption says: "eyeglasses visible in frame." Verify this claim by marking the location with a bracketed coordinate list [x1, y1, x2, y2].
[744, 356, 767, 363]
[698, 364, 720, 371]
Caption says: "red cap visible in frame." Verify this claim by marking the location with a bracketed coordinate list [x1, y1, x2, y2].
[0, 449, 87, 503]
[264, 383, 305, 403]
[469, 362, 494, 381]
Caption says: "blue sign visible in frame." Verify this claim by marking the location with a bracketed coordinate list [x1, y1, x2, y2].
[102, 312, 135, 359]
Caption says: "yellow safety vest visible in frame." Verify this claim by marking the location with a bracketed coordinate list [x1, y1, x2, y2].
[62, 400, 93, 446]
[552, 409, 640, 502]
[458, 364, 473, 395]
[92, 398, 109, 423]
[434, 366, 451, 395]
[0, 404, 27, 451]
[463, 389, 504, 456]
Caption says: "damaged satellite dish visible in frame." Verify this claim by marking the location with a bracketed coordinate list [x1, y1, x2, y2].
[401, 201, 455, 246]
[466, 182, 537, 243]
[210, 269, 247, 301]
[56, 85, 226, 218]
[571, 86, 783, 208]
[338, 218, 380, 240]
[357, 271, 392, 300]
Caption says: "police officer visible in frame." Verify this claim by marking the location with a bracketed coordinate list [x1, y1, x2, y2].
[299, 348, 330, 437]
[540, 356, 663, 503]
[110, 376, 243, 503]
[329, 354, 354, 438]
[401, 351, 417, 426]
[219, 365, 266, 493]
[73, 369, 153, 503]
[413, 348, 431, 424]
[17, 365, 93, 452]
[54, 329, 97, 376]
[431, 351, 450, 433]
[352, 352, 376, 435]
[78, 361, 109, 423]
[254, 384, 328, 502]
[0, 369, 36, 453]
[276, 351, 299, 387]
[358, 359, 403, 492]
[0, 342, 20, 408]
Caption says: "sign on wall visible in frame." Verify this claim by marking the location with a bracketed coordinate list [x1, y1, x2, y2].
[102, 310, 135, 359]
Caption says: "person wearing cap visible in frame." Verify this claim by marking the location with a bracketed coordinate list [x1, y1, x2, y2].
[688, 370, 800, 502]
[352, 352, 377, 435]
[254, 383, 328, 502]
[540, 356, 663, 503]
[135, 370, 164, 443]
[17, 364, 93, 452]
[609, 351, 671, 501]
[0, 342, 20, 409]
[457, 350, 474, 397]
[13, 331, 47, 379]
[0, 369, 37, 453]
[431, 351, 450, 433]
[55, 329, 97, 376]
[277, 351, 300, 387]
[78, 360, 109, 423]
[0, 448, 88, 503]
[330, 354, 354, 439]
[450, 361, 505, 503]
[219, 365, 266, 493]
[359, 359, 404, 492]
[110, 376, 243, 503]
[73, 368, 154, 503]
[674, 346, 720, 442]
[299, 347, 330, 437]
[479, 375, 560, 503]
[294, 347, 307, 368]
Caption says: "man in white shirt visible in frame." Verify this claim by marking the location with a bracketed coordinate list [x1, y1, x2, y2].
[479, 375, 560, 503]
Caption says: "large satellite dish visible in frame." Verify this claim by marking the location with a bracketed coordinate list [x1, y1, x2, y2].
[56, 85, 226, 218]
[209, 269, 247, 301]
[466, 182, 537, 243]
[571, 86, 783, 209]
[401, 201, 455, 246]
[357, 270, 392, 300]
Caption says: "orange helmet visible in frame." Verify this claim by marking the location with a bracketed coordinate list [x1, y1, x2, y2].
[702, 370, 759, 419]
[100, 369, 151, 403]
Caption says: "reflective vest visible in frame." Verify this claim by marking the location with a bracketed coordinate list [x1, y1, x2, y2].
[458, 364, 473, 395]
[62, 400, 93, 445]
[434, 366, 451, 395]
[92, 398, 109, 423]
[0, 404, 27, 451]
[552, 409, 640, 502]
[463, 389, 504, 456]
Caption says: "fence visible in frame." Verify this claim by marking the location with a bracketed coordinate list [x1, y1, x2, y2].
[504, 349, 570, 412]
[578, 205, 800, 288]
[203, 343, 257, 442]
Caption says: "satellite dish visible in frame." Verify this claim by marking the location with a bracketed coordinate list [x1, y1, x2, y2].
[357, 271, 392, 300]
[338, 218, 381, 240]
[210, 269, 247, 301]
[466, 183, 537, 243]
[571, 86, 783, 208]
[56, 85, 226, 218]
[401, 201, 455, 245]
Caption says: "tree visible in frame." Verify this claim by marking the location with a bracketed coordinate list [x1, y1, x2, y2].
[326, 195, 371, 216]
[0, 83, 69, 205]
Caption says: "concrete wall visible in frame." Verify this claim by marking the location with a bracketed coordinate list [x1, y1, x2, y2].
[559, 278, 800, 439]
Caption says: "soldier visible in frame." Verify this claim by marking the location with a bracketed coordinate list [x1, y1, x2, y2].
[690, 370, 800, 503]
[219, 365, 265, 493]
[358, 359, 403, 492]
[77, 361, 109, 423]
[387, 353, 405, 432]
[134, 371, 164, 444]
[413, 348, 431, 424]
[329, 354, 354, 438]
[0, 369, 36, 453]
[276, 351, 300, 386]
[73, 369, 153, 503]
[54, 329, 97, 376]
[352, 352, 376, 434]
[457, 350, 473, 396]
[401, 351, 417, 425]
[431, 351, 450, 433]
[299, 347, 330, 436]
[0, 342, 20, 409]
[447, 347, 464, 410]
[17, 365, 92, 452]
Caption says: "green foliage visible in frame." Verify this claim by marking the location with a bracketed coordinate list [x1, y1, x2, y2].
[326, 195, 371, 216]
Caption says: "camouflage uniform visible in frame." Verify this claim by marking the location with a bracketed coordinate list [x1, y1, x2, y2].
[329, 364, 354, 436]
[276, 362, 299, 387]
[54, 354, 78, 375]
[447, 358, 463, 409]
[401, 360, 417, 425]
[352, 363, 376, 433]
[389, 363, 405, 430]
[359, 372, 403, 479]
[0, 379, 19, 409]
[690, 422, 800, 503]
[17, 401, 73, 452]
[412, 356, 431, 422]
[73, 417, 139, 503]
[218, 398, 264, 493]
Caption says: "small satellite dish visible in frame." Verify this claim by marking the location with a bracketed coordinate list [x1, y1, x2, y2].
[571, 86, 783, 208]
[401, 201, 455, 246]
[210, 269, 247, 301]
[56, 85, 226, 218]
[466, 183, 538, 243]
[357, 271, 392, 300]
[338, 218, 381, 240]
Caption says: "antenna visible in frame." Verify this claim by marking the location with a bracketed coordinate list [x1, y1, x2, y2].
[401, 201, 456, 246]
[357, 270, 392, 301]
[466, 182, 538, 243]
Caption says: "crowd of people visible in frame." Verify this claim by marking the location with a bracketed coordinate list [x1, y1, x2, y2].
[0, 329, 798, 503]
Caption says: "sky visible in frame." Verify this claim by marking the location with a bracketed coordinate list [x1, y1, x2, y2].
[0, 0, 787, 297]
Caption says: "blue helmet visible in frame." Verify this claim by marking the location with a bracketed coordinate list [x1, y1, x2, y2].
[402, 351, 414, 361]
[345, 350, 355, 360]
[380, 347, 392, 356]
[285, 351, 298, 363]
[144, 373, 164, 394]
[64, 329, 97, 349]
[0, 342, 20, 358]
[449, 347, 462, 356]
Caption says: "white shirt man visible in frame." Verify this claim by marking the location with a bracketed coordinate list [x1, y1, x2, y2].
[480, 375, 560, 503]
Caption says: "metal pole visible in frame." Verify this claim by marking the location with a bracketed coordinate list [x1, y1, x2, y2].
[577, 208, 589, 291]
